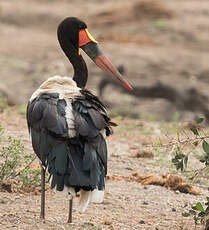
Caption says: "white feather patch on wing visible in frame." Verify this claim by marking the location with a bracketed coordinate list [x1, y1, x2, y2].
[64, 98, 76, 138]
[90, 189, 104, 203]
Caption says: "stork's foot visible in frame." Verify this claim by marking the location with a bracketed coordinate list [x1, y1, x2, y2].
[40, 216, 46, 223]
[67, 219, 72, 224]
[40, 212, 46, 223]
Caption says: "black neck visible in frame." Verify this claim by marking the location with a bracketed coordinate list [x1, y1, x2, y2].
[58, 36, 88, 88]
[72, 55, 88, 89]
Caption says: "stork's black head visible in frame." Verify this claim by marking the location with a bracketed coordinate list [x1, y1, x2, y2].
[57, 17, 87, 51]
[57, 17, 133, 90]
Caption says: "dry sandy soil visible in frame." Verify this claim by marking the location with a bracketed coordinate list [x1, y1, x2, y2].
[0, 110, 208, 230]
[1, 0, 209, 229]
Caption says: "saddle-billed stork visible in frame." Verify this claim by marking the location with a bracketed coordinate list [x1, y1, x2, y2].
[26, 17, 132, 223]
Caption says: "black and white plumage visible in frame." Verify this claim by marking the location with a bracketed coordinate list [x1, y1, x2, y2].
[26, 17, 132, 220]
[27, 76, 114, 210]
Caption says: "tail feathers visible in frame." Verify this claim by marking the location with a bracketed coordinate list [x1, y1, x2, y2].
[90, 189, 104, 203]
[77, 190, 92, 212]
[77, 189, 104, 212]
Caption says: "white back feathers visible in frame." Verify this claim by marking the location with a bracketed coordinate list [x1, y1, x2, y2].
[30, 75, 81, 102]
[30, 75, 81, 138]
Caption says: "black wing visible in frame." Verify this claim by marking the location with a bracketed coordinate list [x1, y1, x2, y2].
[27, 93, 68, 164]
[27, 90, 116, 191]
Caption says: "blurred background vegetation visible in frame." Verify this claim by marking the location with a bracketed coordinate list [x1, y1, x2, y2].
[0, 0, 209, 121]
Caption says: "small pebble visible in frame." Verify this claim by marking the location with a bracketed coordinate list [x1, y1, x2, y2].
[142, 201, 148, 205]
[125, 167, 133, 171]
[172, 208, 176, 212]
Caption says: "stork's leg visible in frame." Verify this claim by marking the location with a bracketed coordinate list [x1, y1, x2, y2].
[40, 164, 46, 220]
[67, 198, 73, 223]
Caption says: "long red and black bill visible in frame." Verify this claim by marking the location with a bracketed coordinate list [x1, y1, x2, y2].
[79, 29, 133, 90]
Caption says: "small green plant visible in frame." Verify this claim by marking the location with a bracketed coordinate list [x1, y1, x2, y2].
[200, 140, 209, 166]
[0, 135, 24, 180]
[19, 168, 41, 187]
[172, 145, 188, 172]
[0, 125, 40, 188]
[170, 117, 209, 228]
[182, 199, 209, 226]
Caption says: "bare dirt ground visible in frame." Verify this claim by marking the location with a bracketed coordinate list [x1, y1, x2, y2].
[0, 110, 207, 230]
[1, 0, 209, 229]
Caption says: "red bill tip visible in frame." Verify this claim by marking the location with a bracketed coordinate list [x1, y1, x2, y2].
[96, 54, 133, 91]
[122, 80, 133, 90]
